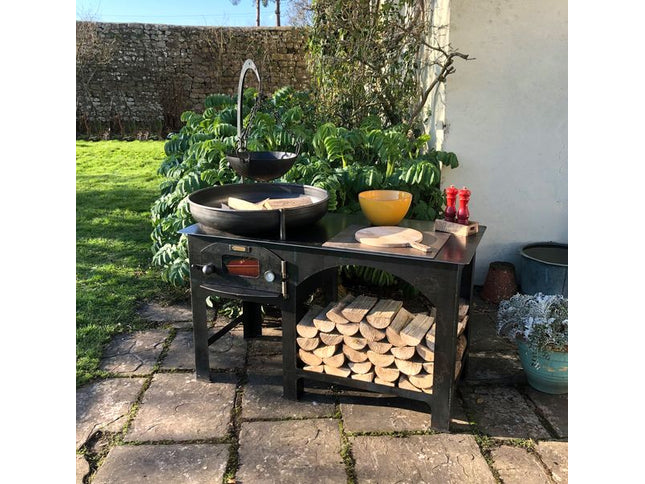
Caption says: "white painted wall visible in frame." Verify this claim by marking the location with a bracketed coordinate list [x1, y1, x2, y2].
[440, 0, 568, 285]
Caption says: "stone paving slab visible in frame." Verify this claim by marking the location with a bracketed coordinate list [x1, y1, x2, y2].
[247, 353, 284, 375]
[468, 312, 516, 352]
[535, 441, 568, 483]
[463, 351, 526, 384]
[526, 388, 568, 438]
[99, 329, 168, 375]
[339, 393, 433, 433]
[76, 454, 90, 484]
[490, 445, 551, 483]
[92, 444, 229, 484]
[242, 373, 337, 420]
[125, 373, 236, 442]
[76, 378, 144, 449]
[471, 293, 499, 314]
[351, 433, 496, 483]
[237, 419, 347, 483]
[161, 329, 246, 370]
[460, 385, 551, 440]
[138, 301, 193, 322]
[247, 334, 283, 356]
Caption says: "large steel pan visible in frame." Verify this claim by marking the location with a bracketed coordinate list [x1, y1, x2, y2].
[188, 183, 329, 236]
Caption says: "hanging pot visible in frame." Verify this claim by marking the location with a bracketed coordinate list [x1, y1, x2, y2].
[227, 59, 299, 181]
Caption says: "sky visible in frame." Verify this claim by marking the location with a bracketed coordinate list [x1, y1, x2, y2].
[76, 0, 299, 27]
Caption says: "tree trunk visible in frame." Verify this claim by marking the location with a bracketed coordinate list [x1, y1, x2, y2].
[256, 0, 260, 26]
[276, 0, 281, 26]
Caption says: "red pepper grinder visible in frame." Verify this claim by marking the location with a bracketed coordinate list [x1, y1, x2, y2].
[444, 185, 458, 222]
[457, 186, 471, 225]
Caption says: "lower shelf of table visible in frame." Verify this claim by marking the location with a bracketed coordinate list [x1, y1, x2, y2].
[291, 368, 436, 405]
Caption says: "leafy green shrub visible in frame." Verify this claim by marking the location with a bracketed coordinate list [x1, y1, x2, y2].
[150, 86, 458, 287]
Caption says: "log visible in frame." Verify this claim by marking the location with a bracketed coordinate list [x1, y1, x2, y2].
[415, 343, 435, 362]
[398, 375, 422, 392]
[324, 365, 351, 378]
[263, 196, 313, 210]
[341, 294, 378, 323]
[348, 360, 373, 374]
[458, 299, 470, 320]
[303, 365, 324, 373]
[386, 308, 414, 347]
[366, 299, 403, 329]
[299, 349, 322, 366]
[456, 334, 467, 361]
[227, 196, 266, 211]
[320, 332, 344, 346]
[359, 320, 387, 342]
[313, 344, 337, 359]
[323, 352, 345, 368]
[390, 346, 415, 360]
[457, 315, 469, 337]
[367, 350, 394, 368]
[343, 344, 369, 363]
[351, 372, 374, 382]
[374, 377, 395, 387]
[367, 340, 393, 354]
[434, 218, 479, 237]
[313, 303, 337, 332]
[296, 305, 322, 338]
[422, 362, 434, 374]
[409, 371, 433, 389]
[374, 365, 400, 382]
[394, 357, 423, 376]
[343, 335, 367, 350]
[296, 336, 320, 351]
[400, 313, 435, 346]
[326, 294, 355, 324]
[424, 326, 435, 351]
[336, 321, 360, 336]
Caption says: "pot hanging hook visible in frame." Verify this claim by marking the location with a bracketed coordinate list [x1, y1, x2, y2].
[236, 59, 262, 153]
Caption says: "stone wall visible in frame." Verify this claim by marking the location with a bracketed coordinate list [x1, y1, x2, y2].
[76, 22, 310, 138]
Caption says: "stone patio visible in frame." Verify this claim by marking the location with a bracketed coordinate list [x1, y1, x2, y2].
[76, 292, 568, 483]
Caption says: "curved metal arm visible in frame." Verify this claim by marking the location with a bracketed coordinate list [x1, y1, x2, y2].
[236, 59, 262, 151]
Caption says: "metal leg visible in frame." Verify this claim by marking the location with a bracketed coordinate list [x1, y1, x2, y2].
[322, 267, 338, 302]
[191, 286, 211, 381]
[242, 301, 263, 338]
[429, 267, 461, 431]
[282, 283, 304, 400]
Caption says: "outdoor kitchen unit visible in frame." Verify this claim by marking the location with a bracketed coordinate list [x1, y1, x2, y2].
[181, 60, 486, 431]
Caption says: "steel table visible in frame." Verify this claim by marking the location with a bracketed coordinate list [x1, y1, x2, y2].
[181, 212, 485, 431]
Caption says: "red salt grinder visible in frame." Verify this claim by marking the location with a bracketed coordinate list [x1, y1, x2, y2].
[444, 185, 458, 222]
[457, 186, 471, 225]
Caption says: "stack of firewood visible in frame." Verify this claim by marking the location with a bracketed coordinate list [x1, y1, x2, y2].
[296, 294, 469, 393]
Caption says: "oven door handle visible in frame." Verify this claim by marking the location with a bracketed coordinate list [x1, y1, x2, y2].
[192, 263, 218, 275]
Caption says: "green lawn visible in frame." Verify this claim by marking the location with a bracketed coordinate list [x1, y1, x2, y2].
[76, 140, 187, 387]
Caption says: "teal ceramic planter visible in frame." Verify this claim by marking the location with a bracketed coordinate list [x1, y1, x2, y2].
[517, 340, 568, 394]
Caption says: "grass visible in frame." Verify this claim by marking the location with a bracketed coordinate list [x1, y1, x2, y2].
[76, 140, 187, 387]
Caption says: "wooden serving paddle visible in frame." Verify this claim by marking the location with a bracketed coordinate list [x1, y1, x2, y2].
[354, 226, 433, 253]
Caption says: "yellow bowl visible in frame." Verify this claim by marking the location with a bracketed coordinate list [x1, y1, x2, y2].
[358, 190, 413, 226]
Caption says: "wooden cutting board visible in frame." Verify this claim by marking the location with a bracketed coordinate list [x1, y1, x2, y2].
[355, 226, 424, 248]
[322, 224, 450, 259]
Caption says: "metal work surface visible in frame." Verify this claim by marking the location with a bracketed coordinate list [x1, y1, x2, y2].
[183, 212, 486, 431]
[181, 212, 485, 266]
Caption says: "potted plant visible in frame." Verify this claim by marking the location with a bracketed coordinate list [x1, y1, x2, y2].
[496, 292, 568, 394]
